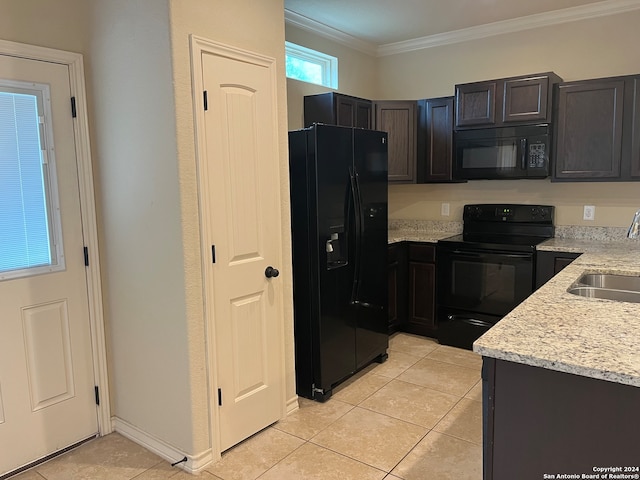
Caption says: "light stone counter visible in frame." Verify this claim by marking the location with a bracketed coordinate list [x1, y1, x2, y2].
[474, 238, 640, 387]
[388, 219, 461, 244]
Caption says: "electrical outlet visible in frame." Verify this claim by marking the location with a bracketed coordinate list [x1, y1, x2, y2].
[441, 203, 450, 216]
[583, 205, 595, 221]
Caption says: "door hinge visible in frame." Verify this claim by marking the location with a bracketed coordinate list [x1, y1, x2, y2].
[211, 245, 216, 264]
[71, 96, 77, 118]
[94, 386, 100, 405]
[203, 91, 208, 111]
[217, 388, 222, 406]
[84, 246, 89, 266]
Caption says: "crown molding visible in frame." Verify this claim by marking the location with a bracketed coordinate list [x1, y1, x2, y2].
[286, 0, 640, 58]
[284, 9, 378, 56]
[379, 0, 640, 56]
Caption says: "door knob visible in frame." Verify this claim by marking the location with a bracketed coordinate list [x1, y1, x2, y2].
[265, 266, 280, 278]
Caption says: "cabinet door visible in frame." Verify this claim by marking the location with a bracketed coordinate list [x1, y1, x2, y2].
[535, 250, 581, 289]
[406, 244, 436, 336]
[631, 77, 640, 179]
[503, 75, 549, 124]
[455, 81, 497, 128]
[388, 257, 398, 327]
[421, 97, 454, 182]
[355, 100, 373, 129]
[554, 80, 625, 180]
[336, 95, 357, 127]
[304, 93, 372, 128]
[388, 243, 407, 334]
[375, 101, 417, 183]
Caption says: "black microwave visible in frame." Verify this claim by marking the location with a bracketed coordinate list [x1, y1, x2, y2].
[454, 125, 550, 180]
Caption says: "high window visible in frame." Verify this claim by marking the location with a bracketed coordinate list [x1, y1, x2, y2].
[285, 41, 338, 89]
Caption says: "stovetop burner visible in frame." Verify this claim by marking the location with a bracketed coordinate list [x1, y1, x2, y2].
[439, 204, 555, 252]
[439, 233, 550, 252]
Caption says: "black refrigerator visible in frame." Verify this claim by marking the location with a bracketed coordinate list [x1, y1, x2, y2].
[288, 124, 388, 402]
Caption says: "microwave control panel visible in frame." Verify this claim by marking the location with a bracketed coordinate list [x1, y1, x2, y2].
[528, 142, 547, 168]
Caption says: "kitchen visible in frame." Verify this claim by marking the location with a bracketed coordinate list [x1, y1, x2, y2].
[284, 1, 640, 478]
[1, 1, 639, 479]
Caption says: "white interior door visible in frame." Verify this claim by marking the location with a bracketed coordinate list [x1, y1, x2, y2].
[0, 54, 98, 475]
[196, 42, 285, 452]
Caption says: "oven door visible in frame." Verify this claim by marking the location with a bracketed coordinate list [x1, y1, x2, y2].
[437, 245, 534, 317]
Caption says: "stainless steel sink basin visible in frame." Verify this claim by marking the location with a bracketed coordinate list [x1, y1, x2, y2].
[567, 286, 640, 303]
[567, 273, 640, 303]
[574, 273, 640, 291]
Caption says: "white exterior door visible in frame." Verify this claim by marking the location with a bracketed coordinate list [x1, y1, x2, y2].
[0, 54, 98, 475]
[195, 40, 285, 452]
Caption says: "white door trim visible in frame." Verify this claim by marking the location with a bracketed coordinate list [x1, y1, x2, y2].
[0, 39, 111, 435]
[189, 34, 287, 462]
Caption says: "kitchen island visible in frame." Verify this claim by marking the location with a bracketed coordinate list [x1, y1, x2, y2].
[474, 238, 640, 480]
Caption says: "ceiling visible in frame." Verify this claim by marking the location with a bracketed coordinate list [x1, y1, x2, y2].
[284, 0, 640, 55]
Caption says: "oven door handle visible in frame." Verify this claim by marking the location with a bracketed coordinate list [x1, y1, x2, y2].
[448, 314, 494, 328]
[450, 250, 532, 259]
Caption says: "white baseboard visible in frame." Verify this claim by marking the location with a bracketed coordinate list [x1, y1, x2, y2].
[286, 395, 299, 415]
[112, 417, 213, 474]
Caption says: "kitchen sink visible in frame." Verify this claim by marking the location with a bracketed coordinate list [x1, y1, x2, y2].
[567, 273, 640, 303]
[573, 273, 640, 291]
[567, 286, 640, 303]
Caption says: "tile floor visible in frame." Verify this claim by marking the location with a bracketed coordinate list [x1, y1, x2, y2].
[11, 333, 483, 480]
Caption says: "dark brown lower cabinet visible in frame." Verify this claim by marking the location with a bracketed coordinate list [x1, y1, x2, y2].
[406, 243, 437, 337]
[535, 250, 581, 289]
[388, 243, 407, 334]
[483, 358, 640, 480]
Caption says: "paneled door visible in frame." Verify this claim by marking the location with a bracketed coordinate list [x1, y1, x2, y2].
[0, 55, 98, 474]
[193, 39, 285, 453]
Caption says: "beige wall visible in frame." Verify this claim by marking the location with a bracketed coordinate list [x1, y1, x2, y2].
[168, 0, 296, 453]
[90, 0, 295, 458]
[286, 10, 640, 228]
[0, 0, 91, 54]
[377, 11, 640, 99]
[88, 0, 209, 454]
[286, 24, 378, 130]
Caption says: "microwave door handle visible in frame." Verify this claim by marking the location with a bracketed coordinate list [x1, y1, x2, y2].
[520, 138, 527, 170]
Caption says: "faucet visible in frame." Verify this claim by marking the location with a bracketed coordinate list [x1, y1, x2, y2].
[629, 209, 640, 238]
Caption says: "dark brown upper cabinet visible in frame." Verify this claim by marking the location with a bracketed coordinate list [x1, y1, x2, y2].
[304, 92, 372, 129]
[374, 100, 417, 183]
[553, 74, 640, 182]
[503, 75, 551, 123]
[455, 72, 562, 129]
[455, 81, 496, 127]
[417, 97, 460, 183]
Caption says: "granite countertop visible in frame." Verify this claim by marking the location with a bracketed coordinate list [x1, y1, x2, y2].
[474, 237, 640, 387]
[388, 219, 461, 244]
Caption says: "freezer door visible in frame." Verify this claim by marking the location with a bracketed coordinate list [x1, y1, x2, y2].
[313, 125, 358, 392]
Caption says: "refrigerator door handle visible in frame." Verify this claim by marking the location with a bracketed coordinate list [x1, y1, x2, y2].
[349, 167, 364, 305]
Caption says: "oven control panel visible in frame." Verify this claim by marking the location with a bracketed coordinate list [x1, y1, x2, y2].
[463, 204, 554, 224]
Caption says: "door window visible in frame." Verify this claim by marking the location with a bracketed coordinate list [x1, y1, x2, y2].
[0, 81, 64, 280]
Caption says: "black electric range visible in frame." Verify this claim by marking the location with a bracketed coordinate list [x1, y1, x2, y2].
[436, 204, 555, 349]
